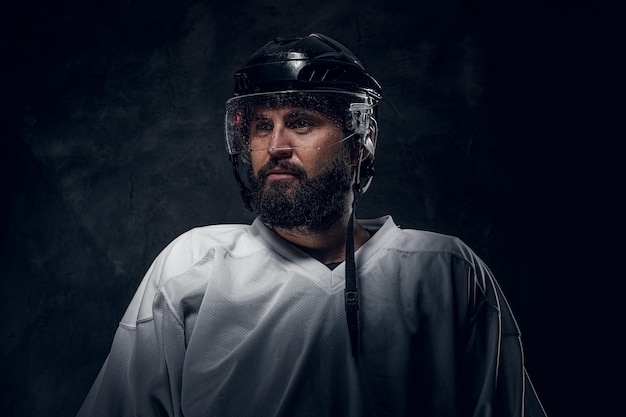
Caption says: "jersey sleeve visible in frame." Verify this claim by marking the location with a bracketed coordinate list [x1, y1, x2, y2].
[461, 258, 547, 417]
[75, 231, 205, 417]
[75, 288, 186, 417]
[75, 225, 244, 416]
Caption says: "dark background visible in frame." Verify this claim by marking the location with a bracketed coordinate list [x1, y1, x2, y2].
[1, 0, 620, 416]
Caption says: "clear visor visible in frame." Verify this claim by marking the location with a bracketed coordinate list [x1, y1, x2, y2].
[225, 90, 377, 161]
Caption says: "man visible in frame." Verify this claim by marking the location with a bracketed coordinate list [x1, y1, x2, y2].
[77, 33, 547, 416]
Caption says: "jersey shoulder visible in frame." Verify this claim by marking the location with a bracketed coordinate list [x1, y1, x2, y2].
[121, 223, 258, 325]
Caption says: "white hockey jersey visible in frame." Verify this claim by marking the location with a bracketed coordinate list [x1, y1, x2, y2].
[77, 216, 546, 417]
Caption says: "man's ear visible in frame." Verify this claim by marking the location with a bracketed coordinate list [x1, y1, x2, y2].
[350, 131, 374, 166]
[350, 142, 370, 166]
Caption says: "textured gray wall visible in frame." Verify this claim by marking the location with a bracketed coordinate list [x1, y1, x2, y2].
[1, 0, 619, 416]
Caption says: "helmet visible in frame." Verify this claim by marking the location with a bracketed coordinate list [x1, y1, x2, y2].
[230, 33, 382, 100]
[224, 33, 383, 207]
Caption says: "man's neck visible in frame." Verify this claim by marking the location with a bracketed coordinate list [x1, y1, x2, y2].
[269, 218, 371, 265]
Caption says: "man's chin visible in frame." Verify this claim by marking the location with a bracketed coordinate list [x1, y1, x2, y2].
[263, 179, 300, 194]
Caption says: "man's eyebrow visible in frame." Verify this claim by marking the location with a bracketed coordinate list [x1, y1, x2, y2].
[251, 112, 269, 120]
[285, 108, 326, 118]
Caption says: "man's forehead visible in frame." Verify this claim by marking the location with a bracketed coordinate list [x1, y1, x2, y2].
[251, 105, 327, 118]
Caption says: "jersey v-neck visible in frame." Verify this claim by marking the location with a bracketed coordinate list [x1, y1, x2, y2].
[248, 216, 398, 292]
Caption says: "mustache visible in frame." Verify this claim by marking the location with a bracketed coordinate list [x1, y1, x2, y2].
[256, 159, 307, 180]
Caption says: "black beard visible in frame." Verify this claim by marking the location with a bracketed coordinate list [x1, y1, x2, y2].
[247, 151, 352, 233]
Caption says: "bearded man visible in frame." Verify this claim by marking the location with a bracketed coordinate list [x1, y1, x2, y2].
[77, 33, 547, 417]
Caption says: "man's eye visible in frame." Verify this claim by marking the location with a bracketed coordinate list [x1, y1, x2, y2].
[289, 119, 313, 130]
[253, 120, 272, 133]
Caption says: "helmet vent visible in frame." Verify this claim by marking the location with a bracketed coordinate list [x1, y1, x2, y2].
[299, 65, 347, 83]
[234, 73, 250, 92]
[304, 68, 332, 82]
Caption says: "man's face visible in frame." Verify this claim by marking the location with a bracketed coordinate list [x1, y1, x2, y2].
[247, 105, 353, 232]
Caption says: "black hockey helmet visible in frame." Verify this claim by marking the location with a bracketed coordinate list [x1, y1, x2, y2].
[225, 33, 382, 189]
[230, 33, 382, 100]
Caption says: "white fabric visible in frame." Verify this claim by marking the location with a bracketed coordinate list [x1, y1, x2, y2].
[77, 216, 545, 417]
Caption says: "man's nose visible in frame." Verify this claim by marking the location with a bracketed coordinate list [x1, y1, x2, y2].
[266, 126, 293, 158]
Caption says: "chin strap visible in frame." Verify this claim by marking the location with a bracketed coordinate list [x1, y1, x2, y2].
[345, 184, 361, 359]
[345, 143, 365, 359]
